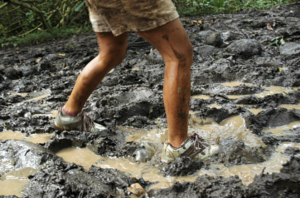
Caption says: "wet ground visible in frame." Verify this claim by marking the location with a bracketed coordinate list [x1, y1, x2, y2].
[1, 2, 300, 198]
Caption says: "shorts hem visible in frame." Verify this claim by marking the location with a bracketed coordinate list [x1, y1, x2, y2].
[92, 12, 179, 37]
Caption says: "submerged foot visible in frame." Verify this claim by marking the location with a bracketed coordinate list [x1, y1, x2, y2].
[53, 107, 105, 132]
[161, 133, 219, 162]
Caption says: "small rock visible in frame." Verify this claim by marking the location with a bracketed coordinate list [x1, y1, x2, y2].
[38, 59, 55, 72]
[195, 45, 217, 57]
[127, 183, 146, 196]
[198, 30, 214, 40]
[254, 57, 283, 68]
[221, 31, 239, 42]
[0, 65, 5, 74]
[19, 66, 37, 76]
[4, 67, 20, 79]
[24, 112, 32, 118]
[280, 42, 300, 55]
[226, 39, 262, 58]
[284, 147, 300, 156]
[44, 54, 61, 61]
[205, 32, 223, 47]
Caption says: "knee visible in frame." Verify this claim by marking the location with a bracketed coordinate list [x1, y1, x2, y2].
[163, 38, 193, 66]
[171, 42, 193, 68]
[99, 45, 127, 66]
[184, 41, 193, 64]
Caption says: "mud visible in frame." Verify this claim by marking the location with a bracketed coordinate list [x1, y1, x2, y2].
[1, 2, 300, 197]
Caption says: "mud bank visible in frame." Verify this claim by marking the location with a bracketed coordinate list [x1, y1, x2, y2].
[1, 2, 300, 198]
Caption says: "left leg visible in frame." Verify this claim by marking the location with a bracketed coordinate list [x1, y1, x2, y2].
[64, 32, 128, 114]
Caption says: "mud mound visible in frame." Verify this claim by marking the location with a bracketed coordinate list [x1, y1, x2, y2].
[148, 157, 300, 198]
[1, 2, 300, 197]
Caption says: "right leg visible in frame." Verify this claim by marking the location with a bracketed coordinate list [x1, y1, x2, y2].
[64, 32, 128, 114]
[137, 19, 193, 147]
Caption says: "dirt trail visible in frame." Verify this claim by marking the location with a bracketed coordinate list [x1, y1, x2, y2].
[1, 2, 300, 198]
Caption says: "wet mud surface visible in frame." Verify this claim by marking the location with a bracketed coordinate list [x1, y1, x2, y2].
[1, 2, 300, 197]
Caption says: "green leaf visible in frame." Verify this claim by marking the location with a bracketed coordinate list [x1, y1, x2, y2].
[75, 1, 85, 12]
[280, 38, 285, 45]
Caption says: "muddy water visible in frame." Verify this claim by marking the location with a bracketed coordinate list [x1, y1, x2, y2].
[56, 147, 198, 190]
[0, 167, 37, 197]
[56, 147, 101, 170]
[248, 109, 263, 115]
[32, 110, 58, 118]
[24, 94, 51, 102]
[56, 116, 283, 189]
[0, 131, 52, 144]
[221, 82, 299, 99]
[191, 95, 210, 99]
[256, 86, 299, 98]
[279, 103, 300, 110]
[213, 143, 300, 185]
[235, 105, 263, 115]
[0, 130, 25, 140]
[123, 115, 265, 148]
[9, 93, 29, 98]
[25, 134, 52, 144]
[56, 142, 300, 189]
[221, 81, 254, 87]
[0, 179, 29, 197]
[262, 121, 300, 136]
[207, 104, 222, 109]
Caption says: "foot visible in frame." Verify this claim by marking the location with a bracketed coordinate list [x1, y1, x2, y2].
[161, 133, 219, 162]
[53, 107, 105, 132]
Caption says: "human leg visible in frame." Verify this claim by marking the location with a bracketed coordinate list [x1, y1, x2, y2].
[137, 18, 193, 147]
[53, 32, 128, 131]
[64, 32, 128, 114]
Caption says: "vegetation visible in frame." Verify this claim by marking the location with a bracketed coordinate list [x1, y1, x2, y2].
[173, 0, 299, 15]
[0, 0, 298, 48]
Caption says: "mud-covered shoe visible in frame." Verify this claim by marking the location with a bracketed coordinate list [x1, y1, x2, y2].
[161, 133, 219, 162]
[53, 108, 105, 132]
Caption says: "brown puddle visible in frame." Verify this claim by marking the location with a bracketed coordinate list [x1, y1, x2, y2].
[25, 134, 52, 144]
[32, 110, 58, 118]
[56, 143, 300, 189]
[56, 147, 101, 170]
[278, 103, 300, 110]
[191, 95, 210, 100]
[0, 167, 37, 197]
[262, 121, 300, 136]
[56, 147, 200, 190]
[221, 81, 254, 87]
[0, 131, 52, 144]
[8, 93, 29, 98]
[55, 115, 299, 190]
[248, 109, 263, 115]
[0, 179, 29, 197]
[213, 143, 300, 186]
[119, 126, 168, 145]
[207, 104, 222, 109]
[0, 130, 25, 140]
[223, 84, 299, 99]
[235, 105, 263, 115]
[24, 94, 51, 102]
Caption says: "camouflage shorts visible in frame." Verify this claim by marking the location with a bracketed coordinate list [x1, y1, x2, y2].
[85, 0, 179, 36]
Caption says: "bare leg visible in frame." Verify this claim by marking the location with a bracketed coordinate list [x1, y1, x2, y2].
[64, 32, 128, 114]
[137, 18, 193, 147]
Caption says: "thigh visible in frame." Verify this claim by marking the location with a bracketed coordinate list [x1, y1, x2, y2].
[136, 18, 192, 63]
[95, 32, 128, 55]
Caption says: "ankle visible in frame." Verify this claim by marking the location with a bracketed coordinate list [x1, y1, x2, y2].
[62, 106, 80, 117]
[168, 134, 189, 148]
